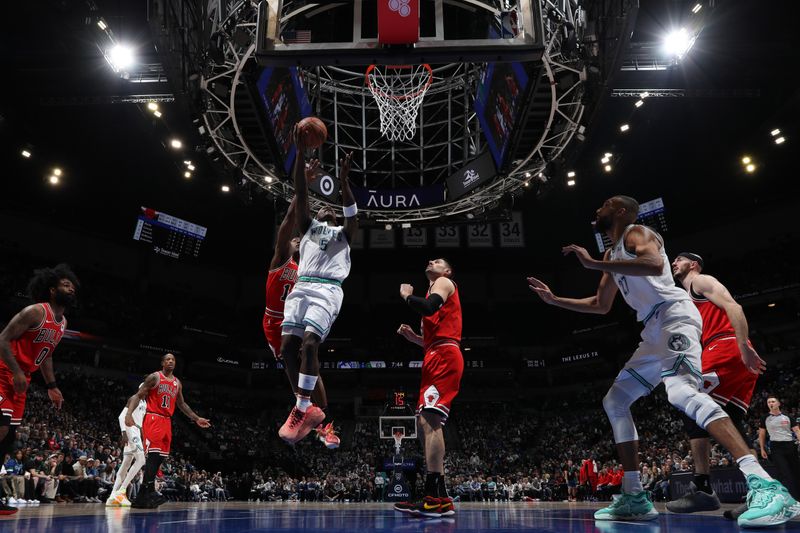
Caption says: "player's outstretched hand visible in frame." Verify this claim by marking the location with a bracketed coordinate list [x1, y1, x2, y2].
[399, 283, 414, 300]
[196, 417, 212, 429]
[527, 277, 557, 304]
[397, 324, 418, 342]
[339, 151, 354, 185]
[562, 244, 597, 269]
[305, 158, 320, 181]
[740, 344, 767, 375]
[48, 387, 64, 410]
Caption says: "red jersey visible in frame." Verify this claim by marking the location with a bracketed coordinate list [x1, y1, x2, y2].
[146, 372, 180, 417]
[422, 281, 462, 350]
[3, 303, 66, 376]
[690, 282, 735, 347]
[264, 258, 299, 319]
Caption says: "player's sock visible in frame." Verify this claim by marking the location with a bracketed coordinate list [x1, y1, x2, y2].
[622, 471, 643, 494]
[693, 474, 713, 494]
[424, 473, 441, 498]
[736, 454, 772, 480]
[295, 394, 312, 413]
[296, 374, 318, 413]
[141, 453, 164, 495]
[437, 474, 449, 498]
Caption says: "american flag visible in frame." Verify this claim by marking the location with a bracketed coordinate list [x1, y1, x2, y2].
[283, 30, 312, 44]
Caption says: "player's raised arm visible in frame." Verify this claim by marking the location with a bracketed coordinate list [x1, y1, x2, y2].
[563, 227, 664, 277]
[400, 277, 454, 316]
[0, 304, 46, 393]
[175, 382, 211, 428]
[339, 151, 358, 242]
[292, 125, 312, 235]
[126, 372, 158, 426]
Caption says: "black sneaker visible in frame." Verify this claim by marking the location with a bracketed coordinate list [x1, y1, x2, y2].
[665, 483, 721, 513]
[393, 500, 418, 513]
[723, 503, 748, 521]
[131, 492, 159, 509]
[409, 496, 447, 518]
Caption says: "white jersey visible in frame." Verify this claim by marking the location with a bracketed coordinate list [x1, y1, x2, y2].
[118, 399, 147, 432]
[608, 224, 689, 322]
[298, 218, 351, 282]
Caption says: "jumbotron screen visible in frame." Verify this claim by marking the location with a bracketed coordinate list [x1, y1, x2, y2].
[594, 197, 668, 253]
[132, 207, 207, 260]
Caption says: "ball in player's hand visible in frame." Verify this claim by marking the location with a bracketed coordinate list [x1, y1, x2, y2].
[298, 117, 327, 149]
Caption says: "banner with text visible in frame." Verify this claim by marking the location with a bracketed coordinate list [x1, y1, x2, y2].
[353, 185, 445, 210]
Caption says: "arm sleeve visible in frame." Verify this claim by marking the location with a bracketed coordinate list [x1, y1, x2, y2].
[406, 293, 444, 316]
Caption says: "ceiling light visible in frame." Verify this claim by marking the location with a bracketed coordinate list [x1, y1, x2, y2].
[604, 152, 612, 158]
[601, 156, 610, 164]
[170, 139, 182, 149]
[97, 19, 108, 31]
[524, 172, 531, 178]
[523, 181, 530, 187]
[620, 124, 630, 132]
[634, 100, 644, 108]
[53, 168, 62, 176]
[384, 224, 392, 230]
[691, 3, 702, 14]
[745, 163, 756, 173]
[775, 136, 785, 145]
[21, 149, 31, 158]
[153, 110, 162, 118]
[184, 171, 191, 178]
[640, 92, 649, 99]
[741, 156, 751, 165]
[767, 302, 776, 308]
[604, 164, 612, 173]
[187, 164, 196, 171]
[221, 185, 230, 192]
[107, 44, 135, 71]
[663, 28, 695, 59]
[567, 171, 576, 178]
[264, 176, 274, 183]
[567, 179, 576, 187]
[183, 160, 192, 165]
[48, 175, 59, 185]
[770, 128, 781, 137]
[147, 102, 159, 111]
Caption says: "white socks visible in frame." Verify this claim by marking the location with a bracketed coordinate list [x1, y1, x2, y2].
[737, 454, 771, 480]
[295, 373, 318, 412]
[623, 471, 643, 494]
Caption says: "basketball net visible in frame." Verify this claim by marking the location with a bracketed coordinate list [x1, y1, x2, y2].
[392, 431, 404, 455]
[366, 64, 433, 142]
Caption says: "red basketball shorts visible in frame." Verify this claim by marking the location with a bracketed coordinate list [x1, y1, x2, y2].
[0, 370, 29, 427]
[143, 413, 172, 456]
[262, 315, 283, 360]
[699, 336, 758, 411]
[417, 342, 464, 424]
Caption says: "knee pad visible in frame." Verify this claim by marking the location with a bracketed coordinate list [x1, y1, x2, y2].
[602, 383, 640, 443]
[665, 374, 726, 430]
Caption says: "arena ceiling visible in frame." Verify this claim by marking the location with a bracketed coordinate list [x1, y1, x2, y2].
[1, 0, 799, 272]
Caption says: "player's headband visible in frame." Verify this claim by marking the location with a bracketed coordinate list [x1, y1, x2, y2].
[677, 252, 704, 269]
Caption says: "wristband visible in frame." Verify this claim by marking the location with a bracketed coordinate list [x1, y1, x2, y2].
[343, 203, 358, 217]
[46, 381, 58, 390]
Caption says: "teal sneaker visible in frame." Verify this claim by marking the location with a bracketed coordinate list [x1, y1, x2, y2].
[737, 475, 798, 528]
[594, 491, 658, 521]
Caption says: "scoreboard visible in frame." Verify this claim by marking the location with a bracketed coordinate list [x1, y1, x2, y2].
[133, 207, 207, 260]
[595, 197, 668, 253]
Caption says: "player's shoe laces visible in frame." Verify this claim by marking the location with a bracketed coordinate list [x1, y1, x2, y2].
[315, 422, 340, 449]
[665, 482, 721, 513]
[594, 491, 658, 521]
[737, 474, 799, 527]
[279, 405, 326, 444]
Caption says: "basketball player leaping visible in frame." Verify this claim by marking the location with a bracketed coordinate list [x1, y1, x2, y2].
[395, 258, 463, 518]
[667, 252, 766, 519]
[278, 125, 356, 445]
[128, 353, 210, 509]
[527, 195, 799, 527]
[0, 264, 77, 516]
[264, 169, 339, 449]
[107, 384, 148, 507]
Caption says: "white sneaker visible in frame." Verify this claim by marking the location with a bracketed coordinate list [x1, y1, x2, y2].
[7, 497, 19, 505]
[105, 494, 119, 506]
[28, 499, 39, 506]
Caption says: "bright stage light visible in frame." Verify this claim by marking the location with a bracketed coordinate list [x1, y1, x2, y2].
[97, 19, 108, 30]
[567, 179, 576, 187]
[663, 28, 695, 59]
[264, 176, 274, 183]
[147, 102, 159, 111]
[523, 181, 530, 187]
[604, 164, 612, 173]
[108, 44, 135, 71]
[21, 149, 31, 158]
[635, 100, 644, 108]
[53, 168, 62, 176]
[567, 171, 576, 178]
[770, 128, 781, 137]
[187, 164, 196, 171]
[184, 160, 192, 165]
[49, 175, 60, 185]
[775, 136, 785, 145]
[153, 110, 162, 118]
[741, 156, 751, 165]
[604, 152, 612, 158]
[170, 139, 182, 149]
[184, 171, 191, 178]
[692, 4, 702, 14]
[620, 124, 630, 132]
[745, 163, 756, 173]
[221, 185, 230, 192]
[601, 156, 610, 164]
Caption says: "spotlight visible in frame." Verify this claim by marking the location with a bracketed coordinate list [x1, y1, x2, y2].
[567, 179, 576, 187]
[184, 160, 192, 165]
[97, 19, 108, 30]
[640, 92, 649, 99]
[745, 163, 756, 173]
[107, 44, 135, 71]
[384, 224, 392, 230]
[741, 156, 751, 165]
[663, 28, 695, 59]
[21, 149, 31, 158]
[620, 124, 630, 132]
[523, 181, 530, 187]
[466, 213, 474, 219]
[53, 168, 62, 176]
[604, 164, 612, 173]
[635, 100, 644, 108]
[691, 3, 702, 14]
[264, 176, 274, 183]
[601, 156, 610, 164]
[184, 171, 192, 178]
[775, 136, 785, 145]
[604, 152, 612, 158]
[567, 171, 576, 178]
[147, 102, 159, 111]
[170, 139, 182, 149]
[770, 128, 781, 137]
[153, 110, 162, 118]
[48, 175, 60, 185]
[187, 164, 196, 171]
[524, 172, 531, 178]
[767, 302, 776, 308]
[221, 185, 230, 192]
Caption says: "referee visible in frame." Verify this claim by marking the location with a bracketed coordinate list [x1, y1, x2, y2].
[759, 395, 800, 499]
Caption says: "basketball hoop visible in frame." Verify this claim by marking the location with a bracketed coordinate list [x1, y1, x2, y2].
[366, 64, 433, 142]
[392, 430, 404, 455]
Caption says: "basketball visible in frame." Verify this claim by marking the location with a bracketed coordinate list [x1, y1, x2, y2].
[299, 117, 327, 148]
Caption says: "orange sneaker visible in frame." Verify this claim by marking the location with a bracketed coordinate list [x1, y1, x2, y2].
[279, 406, 326, 444]
[315, 422, 340, 449]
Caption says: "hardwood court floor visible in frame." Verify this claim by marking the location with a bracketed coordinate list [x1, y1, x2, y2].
[3, 501, 799, 532]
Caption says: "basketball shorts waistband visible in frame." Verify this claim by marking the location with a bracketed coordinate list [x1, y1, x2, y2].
[298, 276, 342, 286]
[146, 411, 171, 418]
